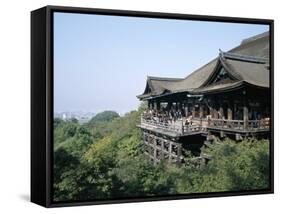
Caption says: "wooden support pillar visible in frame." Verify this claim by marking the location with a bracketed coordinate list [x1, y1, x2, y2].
[242, 90, 248, 130]
[153, 101, 157, 110]
[180, 102, 183, 117]
[148, 100, 151, 110]
[161, 139, 164, 159]
[227, 108, 232, 120]
[233, 103, 237, 120]
[156, 101, 161, 111]
[149, 135, 153, 156]
[153, 136, 157, 163]
[219, 106, 224, 119]
[213, 97, 219, 119]
[209, 107, 214, 118]
[143, 132, 147, 144]
[199, 105, 203, 118]
[177, 144, 182, 163]
[213, 109, 218, 119]
[192, 106, 195, 117]
[142, 132, 146, 153]
[184, 103, 188, 117]
[167, 102, 172, 112]
[168, 140, 172, 161]
[227, 104, 233, 127]
[243, 105, 249, 130]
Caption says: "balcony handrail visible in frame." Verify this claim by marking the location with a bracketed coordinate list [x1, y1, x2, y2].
[141, 114, 200, 135]
[140, 114, 270, 135]
[207, 118, 270, 131]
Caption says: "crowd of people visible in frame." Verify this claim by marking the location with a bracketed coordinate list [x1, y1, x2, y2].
[142, 108, 194, 127]
[142, 105, 270, 129]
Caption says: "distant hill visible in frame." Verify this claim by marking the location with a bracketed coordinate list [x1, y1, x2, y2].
[88, 110, 120, 125]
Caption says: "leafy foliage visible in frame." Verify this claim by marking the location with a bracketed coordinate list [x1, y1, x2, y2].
[53, 107, 270, 202]
[175, 138, 270, 194]
[88, 111, 119, 125]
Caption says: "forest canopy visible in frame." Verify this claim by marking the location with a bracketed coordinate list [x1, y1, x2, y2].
[53, 108, 270, 202]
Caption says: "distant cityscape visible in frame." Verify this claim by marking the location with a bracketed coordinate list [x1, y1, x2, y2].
[54, 111, 96, 124]
[54, 111, 125, 124]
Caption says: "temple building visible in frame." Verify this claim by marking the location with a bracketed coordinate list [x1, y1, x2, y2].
[137, 32, 271, 164]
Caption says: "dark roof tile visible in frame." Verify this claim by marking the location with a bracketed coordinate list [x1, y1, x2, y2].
[138, 31, 270, 99]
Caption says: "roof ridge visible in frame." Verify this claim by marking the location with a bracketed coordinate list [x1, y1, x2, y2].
[183, 58, 218, 80]
[240, 31, 269, 45]
[220, 51, 268, 64]
[228, 31, 269, 54]
[147, 76, 183, 81]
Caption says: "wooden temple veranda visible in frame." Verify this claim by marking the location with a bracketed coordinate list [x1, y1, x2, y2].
[136, 32, 271, 164]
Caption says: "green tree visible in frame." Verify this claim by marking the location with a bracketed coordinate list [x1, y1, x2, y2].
[88, 111, 119, 125]
[53, 106, 270, 201]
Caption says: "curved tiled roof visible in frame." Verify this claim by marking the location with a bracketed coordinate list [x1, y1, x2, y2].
[223, 58, 269, 88]
[137, 31, 270, 100]
[229, 32, 269, 58]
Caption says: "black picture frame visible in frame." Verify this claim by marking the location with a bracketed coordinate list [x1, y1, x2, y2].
[31, 5, 274, 208]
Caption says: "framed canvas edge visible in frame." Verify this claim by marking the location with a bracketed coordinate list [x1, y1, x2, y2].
[31, 5, 274, 208]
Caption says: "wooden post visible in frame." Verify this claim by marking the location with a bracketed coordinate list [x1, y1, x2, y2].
[148, 100, 153, 110]
[192, 106, 195, 117]
[219, 106, 224, 119]
[184, 103, 188, 117]
[227, 102, 233, 128]
[199, 105, 203, 118]
[143, 132, 146, 154]
[156, 101, 161, 111]
[209, 106, 214, 118]
[243, 91, 248, 130]
[168, 140, 172, 162]
[167, 102, 172, 114]
[148, 135, 153, 154]
[243, 105, 249, 130]
[161, 139, 164, 159]
[177, 144, 182, 163]
[214, 109, 218, 119]
[227, 108, 233, 120]
[233, 103, 237, 120]
[153, 136, 157, 163]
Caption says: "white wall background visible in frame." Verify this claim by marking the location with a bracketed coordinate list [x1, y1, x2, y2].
[0, 0, 279, 212]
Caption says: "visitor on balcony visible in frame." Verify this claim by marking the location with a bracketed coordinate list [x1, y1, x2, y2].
[185, 115, 193, 126]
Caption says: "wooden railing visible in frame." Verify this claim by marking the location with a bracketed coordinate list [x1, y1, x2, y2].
[140, 115, 270, 135]
[208, 118, 270, 131]
[248, 119, 270, 130]
[141, 115, 200, 135]
[208, 119, 244, 130]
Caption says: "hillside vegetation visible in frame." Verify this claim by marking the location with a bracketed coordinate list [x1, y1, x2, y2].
[53, 107, 270, 202]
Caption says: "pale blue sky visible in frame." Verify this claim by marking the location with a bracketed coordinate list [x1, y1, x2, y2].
[54, 12, 269, 114]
